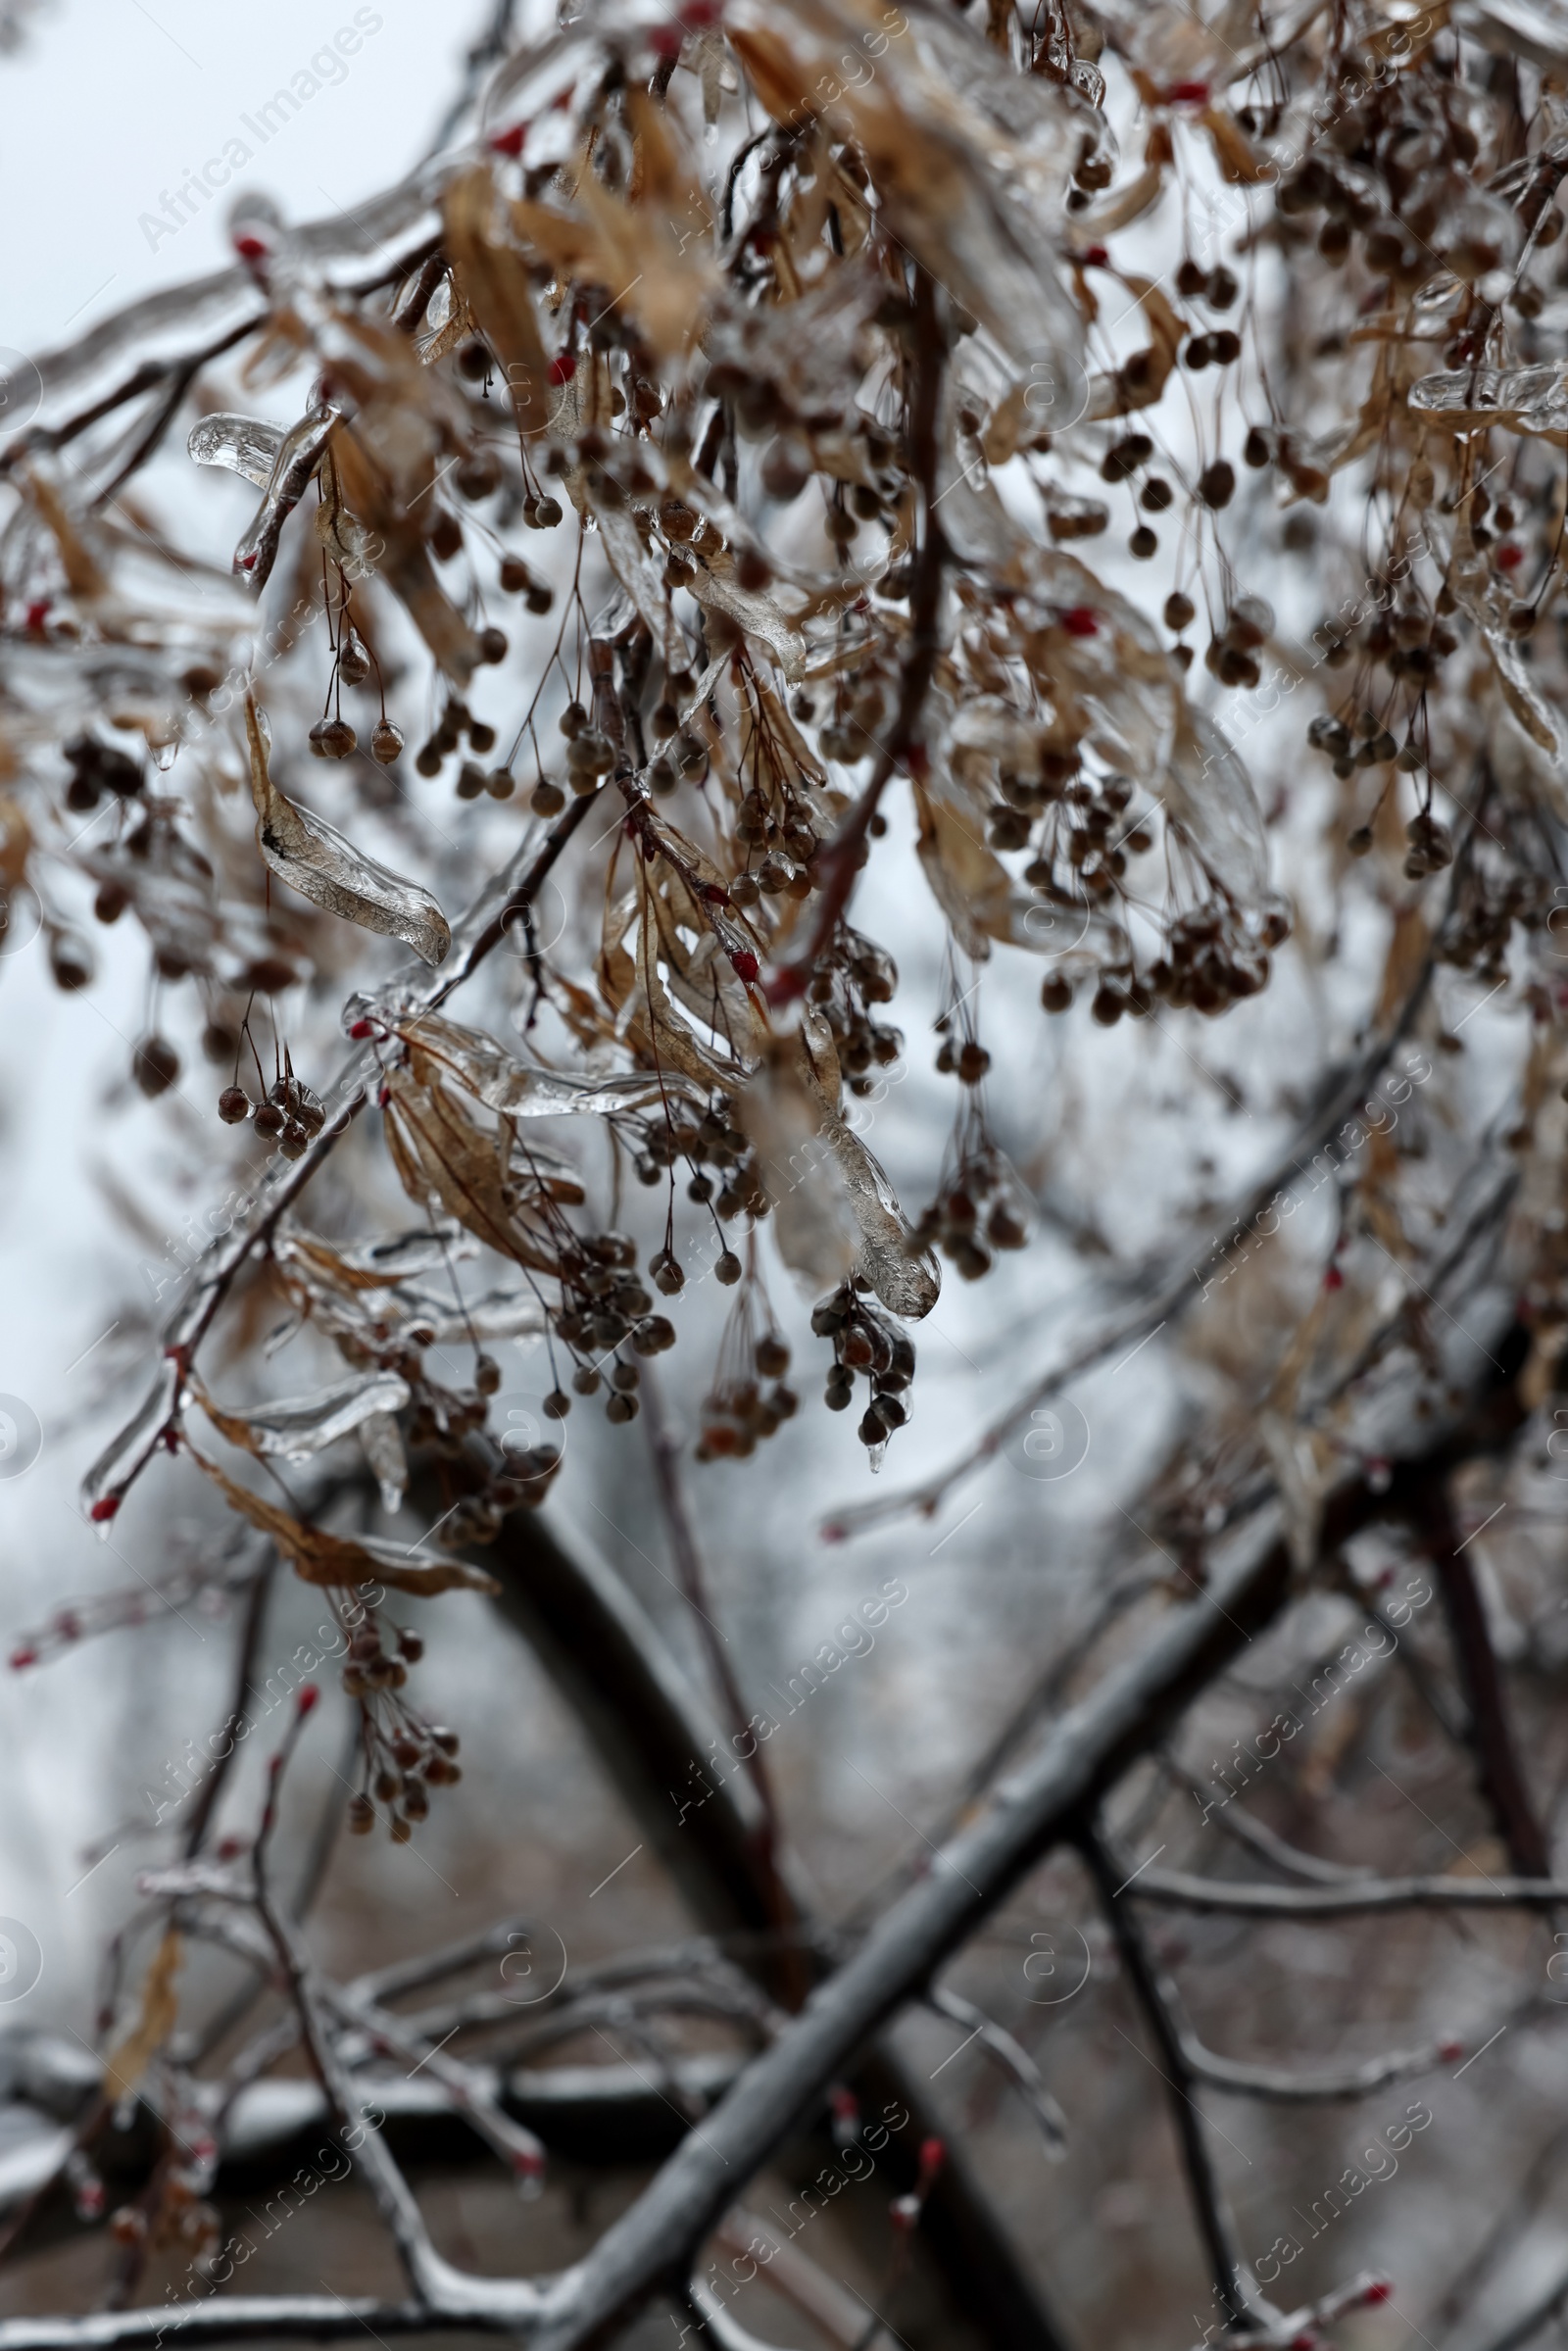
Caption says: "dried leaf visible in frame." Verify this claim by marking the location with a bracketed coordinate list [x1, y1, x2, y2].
[245, 696, 450, 965]
[1487, 625, 1562, 755]
[380, 1063, 561, 1274]
[748, 1015, 941, 1319]
[190, 1445, 499, 1596]
[1165, 705, 1269, 906]
[359, 1410, 409, 1514]
[190, 1369, 411, 1462]
[394, 1009, 708, 1118]
[738, 1034, 860, 1297]
[445, 164, 555, 439]
[1408, 360, 1568, 437]
[104, 1930, 181, 2104]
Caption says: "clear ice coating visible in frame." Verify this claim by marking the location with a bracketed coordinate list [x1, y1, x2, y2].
[196, 1368, 413, 1462]
[246, 698, 452, 965]
[185, 413, 286, 490]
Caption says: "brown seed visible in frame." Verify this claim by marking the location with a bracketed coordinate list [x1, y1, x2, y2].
[1198, 461, 1235, 510]
[429, 511, 464, 562]
[337, 629, 371, 687]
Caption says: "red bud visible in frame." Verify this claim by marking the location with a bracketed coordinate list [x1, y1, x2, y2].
[490, 122, 527, 156]
[548, 353, 577, 387]
[89, 1496, 121, 1523]
[297, 1683, 320, 1715]
[1060, 606, 1099, 637]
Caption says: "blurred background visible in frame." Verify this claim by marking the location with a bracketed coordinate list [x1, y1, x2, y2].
[0, 7, 1564, 2350]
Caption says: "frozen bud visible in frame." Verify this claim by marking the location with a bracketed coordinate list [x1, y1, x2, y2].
[1228, 596, 1273, 647]
[651, 1249, 685, 1296]
[218, 1086, 250, 1124]
[318, 718, 357, 759]
[338, 629, 371, 687]
[370, 720, 404, 764]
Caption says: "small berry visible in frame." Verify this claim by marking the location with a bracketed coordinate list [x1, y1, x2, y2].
[370, 719, 404, 764]
[651, 1249, 685, 1296]
[133, 1036, 179, 1098]
[218, 1086, 251, 1124]
[715, 1250, 743, 1286]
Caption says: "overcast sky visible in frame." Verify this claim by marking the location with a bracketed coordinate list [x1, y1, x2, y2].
[2, 0, 495, 361]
